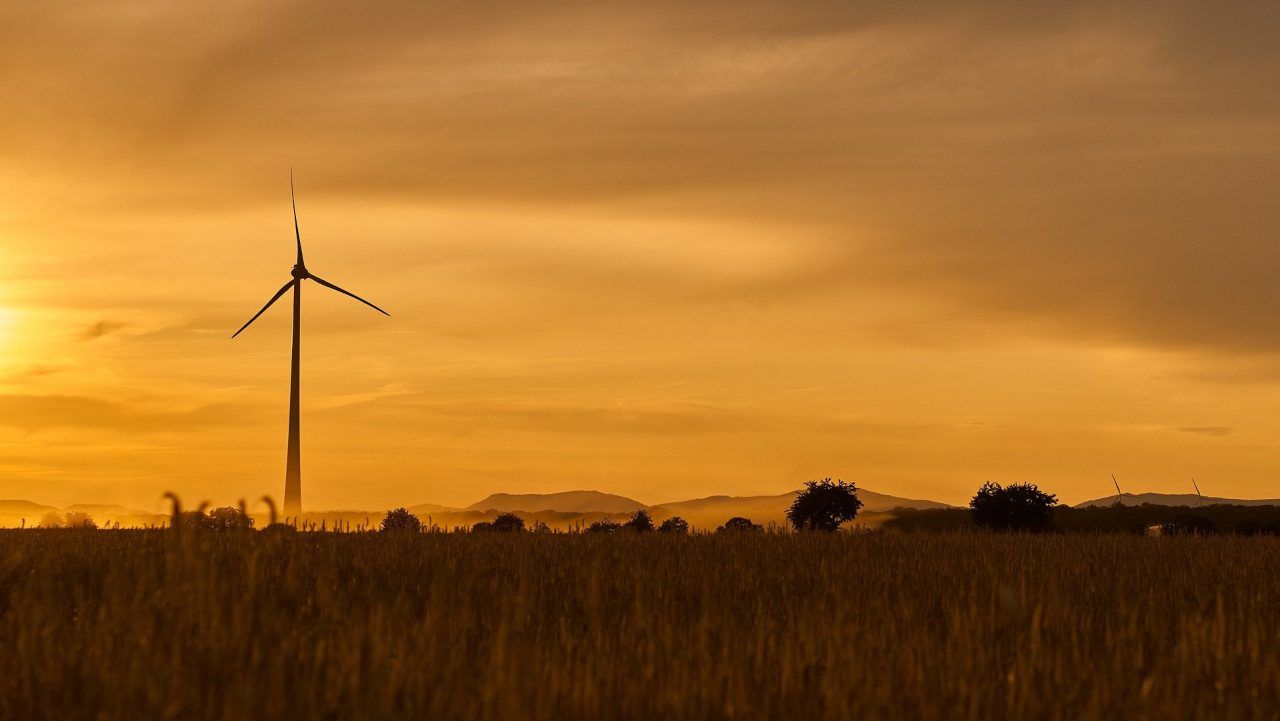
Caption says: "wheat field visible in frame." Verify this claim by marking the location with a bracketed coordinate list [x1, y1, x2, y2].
[1, 529, 1276, 720]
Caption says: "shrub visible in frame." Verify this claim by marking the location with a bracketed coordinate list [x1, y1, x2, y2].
[1161, 515, 1218, 536]
[175, 510, 218, 532]
[529, 521, 553, 534]
[39, 512, 64, 529]
[207, 507, 255, 531]
[623, 510, 654, 533]
[471, 521, 495, 533]
[585, 519, 622, 534]
[657, 516, 689, 534]
[380, 508, 422, 533]
[787, 478, 863, 532]
[970, 482, 1057, 532]
[491, 513, 526, 532]
[63, 512, 98, 530]
[717, 517, 762, 534]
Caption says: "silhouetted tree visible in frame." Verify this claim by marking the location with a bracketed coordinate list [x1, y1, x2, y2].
[1161, 514, 1218, 536]
[492, 513, 526, 532]
[623, 509, 654, 532]
[787, 478, 863, 532]
[380, 508, 422, 533]
[471, 521, 495, 533]
[585, 519, 622, 534]
[175, 510, 218, 531]
[63, 511, 98, 530]
[208, 506, 255, 531]
[717, 517, 762, 533]
[39, 512, 64, 529]
[970, 482, 1057, 532]
[529, 520, 553, 534]
[658, 516, 689, 534]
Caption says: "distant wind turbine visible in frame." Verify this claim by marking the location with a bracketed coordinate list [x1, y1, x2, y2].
[1192, 478, 1203, 506]
[1111, 473, 1124, 506]
[232, 172, 389, 518]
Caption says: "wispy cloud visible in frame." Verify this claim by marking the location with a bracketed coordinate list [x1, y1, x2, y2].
[1176, 426, 1234, 437]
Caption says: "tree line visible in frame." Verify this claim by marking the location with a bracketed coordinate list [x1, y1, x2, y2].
[21, 479, 1280, 535]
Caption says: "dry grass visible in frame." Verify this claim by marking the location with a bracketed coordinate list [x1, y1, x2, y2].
[1, 530, 1277, 720]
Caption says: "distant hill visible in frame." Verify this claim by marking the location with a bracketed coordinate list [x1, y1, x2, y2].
[63, 503, 153, 516]
[0, 499, 58, 515]
[0, 500, 165, 528]
[651, 489, 953, 530]
[405, 502, 461, 515]
[1075, 493, 1280, 508]
[466, 491, 646, 514]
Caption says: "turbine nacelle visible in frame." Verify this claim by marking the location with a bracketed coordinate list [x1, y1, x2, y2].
[231, 176, 389, 340]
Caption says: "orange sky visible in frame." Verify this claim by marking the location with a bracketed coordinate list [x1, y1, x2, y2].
[3, 0, 1280, 510]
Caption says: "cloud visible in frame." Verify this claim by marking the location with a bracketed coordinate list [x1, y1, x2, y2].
[1176, 426, 1234, 437]
[1, 0, 1276, 358]
[5, 0, 1280, 506]
[80, 320, 128, 341]
[0, 394, 251, 433]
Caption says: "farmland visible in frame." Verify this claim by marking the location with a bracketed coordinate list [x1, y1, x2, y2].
[2, 530, 1277, 720]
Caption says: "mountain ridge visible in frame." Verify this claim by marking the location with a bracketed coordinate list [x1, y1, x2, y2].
[465, 490, 646, 514]
[1075, 492, 1280, 508]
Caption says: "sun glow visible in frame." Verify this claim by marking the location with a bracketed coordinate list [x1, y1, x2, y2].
[0, 306, 16, 349]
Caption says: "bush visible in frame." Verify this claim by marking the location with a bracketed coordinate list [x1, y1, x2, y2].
[787, 478, 863, 532]
[39, 512, 64, 529]
[717, 517, 762, 534]
[471, 521, 494, 533]
[623, 510, 654, 533]
[1161, 515, 1218, 536]
[491, 513, 526, 532]
[207, 507, 255, 531]
[970, 482, 1057, 532]
[529, 521, 553, 534]
[380, 508, 422, 533]
[657, 516, 689, 534]
[174, 510, 218, 531]
[585, 519, 622, 534]
[63, 512, 98, 530]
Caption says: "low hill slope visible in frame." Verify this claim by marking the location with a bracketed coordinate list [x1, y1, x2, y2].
[651, 489, 953, 530]
[465, 491, 646, 514]
[1076, 493, 1280, 508]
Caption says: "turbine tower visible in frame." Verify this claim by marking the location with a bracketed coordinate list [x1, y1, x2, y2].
[232, 173, 388, 518]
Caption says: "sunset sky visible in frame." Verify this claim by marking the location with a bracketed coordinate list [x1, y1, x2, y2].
[3, 0, 1280, 510]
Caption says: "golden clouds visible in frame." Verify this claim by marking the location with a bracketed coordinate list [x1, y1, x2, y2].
[0, 1, 1278, 508]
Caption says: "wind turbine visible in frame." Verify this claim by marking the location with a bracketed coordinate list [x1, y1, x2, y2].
[1192, 478, 1203, 506]
[1111, 473, 1124, 506]
[232, 173, 389, 518]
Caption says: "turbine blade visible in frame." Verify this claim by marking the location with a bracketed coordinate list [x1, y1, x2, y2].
[308, 274, 389, 316]
[231, 279, 295, 338]
[291, 169, 304, 266]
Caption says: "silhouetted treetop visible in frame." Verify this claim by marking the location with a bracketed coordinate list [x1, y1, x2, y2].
[585, 519, 622, 534]
[970, 482, 1057, 532]
[1161, 514, 1218, 536]
[658, 516, 689, 534]
[717, 517, 762, 534]
[208, 506, 255, 531]
[491, 513, 526, 532]
[787, 478, 863, 532]
[623, 509, 654, 533]
[380, 508, 422, 533]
